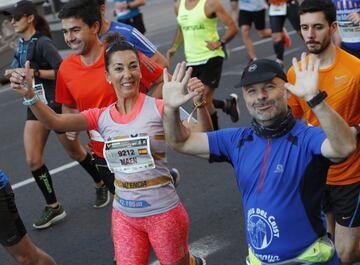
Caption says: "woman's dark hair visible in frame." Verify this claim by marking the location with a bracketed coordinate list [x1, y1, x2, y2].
[299, 0, 337, 25]
[58, 0, 102, 32]
[33, 14, 52, 38]
[104, 32, 140, 72]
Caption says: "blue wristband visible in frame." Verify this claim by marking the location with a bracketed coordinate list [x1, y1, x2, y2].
[23, 95, 38, 106]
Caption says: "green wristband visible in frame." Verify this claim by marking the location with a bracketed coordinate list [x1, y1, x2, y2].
[23, 95, 38, 106]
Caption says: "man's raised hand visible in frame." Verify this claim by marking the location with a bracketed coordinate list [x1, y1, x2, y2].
[284, 52, 320, 101]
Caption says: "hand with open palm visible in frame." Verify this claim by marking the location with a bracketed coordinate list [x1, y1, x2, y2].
[284, 52, 321, 102]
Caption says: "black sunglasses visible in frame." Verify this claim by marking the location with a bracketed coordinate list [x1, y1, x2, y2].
[11, 14, 27, 22]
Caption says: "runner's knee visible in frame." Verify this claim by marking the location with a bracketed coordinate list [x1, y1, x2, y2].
[25, 156, 43, 171]
[336, 236, 360, 263]
[241, 26, 250, 36]
[272, 33, 283, 42]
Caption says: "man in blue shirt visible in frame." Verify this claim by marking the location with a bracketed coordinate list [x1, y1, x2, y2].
[0, 169, 57, 265]
[162, 55, 357, 264]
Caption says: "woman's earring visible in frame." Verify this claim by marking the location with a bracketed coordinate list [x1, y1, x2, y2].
[108, 80, 112, 84]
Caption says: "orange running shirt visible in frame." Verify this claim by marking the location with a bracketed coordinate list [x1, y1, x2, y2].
[56, 49, 163, 157]
[287, 47, 360, 185]
[270, 0, 288, 5]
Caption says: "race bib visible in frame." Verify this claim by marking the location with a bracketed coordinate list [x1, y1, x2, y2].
[269, 2, 287, 16]
[338, 21, 360, 43]
[33, 83, 48, 104]
[103, 136, 155, 173]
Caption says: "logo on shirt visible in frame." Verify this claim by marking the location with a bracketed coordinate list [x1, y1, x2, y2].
[247, 208, 280, 250]
[274, 164, 284, 173]
[334, 75, 346, 81]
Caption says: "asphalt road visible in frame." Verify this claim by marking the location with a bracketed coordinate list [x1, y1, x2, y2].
[0, 1, 306, 264]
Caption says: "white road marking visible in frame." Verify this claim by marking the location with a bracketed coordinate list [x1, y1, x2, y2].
[149, 235, 230, 265]
[11, 161, 79, 190]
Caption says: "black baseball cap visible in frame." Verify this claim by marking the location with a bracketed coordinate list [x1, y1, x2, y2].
[2, 0, 38, 20]
[235, 59, 287, 88]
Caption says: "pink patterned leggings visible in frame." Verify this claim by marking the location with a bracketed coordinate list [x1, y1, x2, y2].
[112, 203, 189, 265]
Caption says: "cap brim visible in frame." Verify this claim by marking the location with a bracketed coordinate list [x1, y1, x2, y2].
[234, 72, 277, 88]
[1, 7, 18, 17]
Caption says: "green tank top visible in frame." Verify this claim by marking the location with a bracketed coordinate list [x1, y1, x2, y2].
[177, 0, 224, 64]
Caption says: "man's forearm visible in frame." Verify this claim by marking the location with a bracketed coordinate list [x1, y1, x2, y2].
[313, 101, 357, 157]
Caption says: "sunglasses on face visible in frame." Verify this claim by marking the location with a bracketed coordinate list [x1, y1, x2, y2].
[11, 14, 27, 22]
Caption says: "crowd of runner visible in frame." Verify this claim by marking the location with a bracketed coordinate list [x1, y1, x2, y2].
[0, 0, 359, 264]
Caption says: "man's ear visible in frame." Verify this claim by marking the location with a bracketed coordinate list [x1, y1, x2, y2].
[91, 20, 101, 35]
[330, 21, 338, 34]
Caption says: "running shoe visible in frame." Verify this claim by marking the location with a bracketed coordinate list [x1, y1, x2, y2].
[170, 168, 181, 187]
[192, 255, 207, 265]
[33, 204, 66, 229]
[224, 93, 240, 123]
[94, 185, 110, 208]
[282, 28, 292, 49]
[246, 256, 251, 265]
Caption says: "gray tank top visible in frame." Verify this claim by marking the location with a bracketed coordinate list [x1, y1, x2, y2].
[97, 95, 179, 217]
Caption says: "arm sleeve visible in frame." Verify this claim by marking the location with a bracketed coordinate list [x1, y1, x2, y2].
[139, 52, 163, 90]
[128, 27, 157, 57]
[303, 126, 327, 156]
[81, 108, 105, 131]
[287, 67, 304, 119]
[207, 128, 240, 163]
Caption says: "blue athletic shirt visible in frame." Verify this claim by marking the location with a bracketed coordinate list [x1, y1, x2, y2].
[0, 169, 9, 189]
[208, 120, 333, 263]
[101, 21, 157, 58]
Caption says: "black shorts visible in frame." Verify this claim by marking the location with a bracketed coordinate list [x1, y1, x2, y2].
[118, 13, 146, 34]
[269, 0, 300, 33]
[27, 99, 63, 134]
[0, 183, 27, 247]
[239, 9, 267, 30]
[189, 56, 224, 89]
[323, 181, 360, 227]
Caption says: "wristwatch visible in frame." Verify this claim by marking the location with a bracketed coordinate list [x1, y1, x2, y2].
[354, 124, 360, 139]
[33, 68, 40, 78]
[306, 91, 328, 108]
